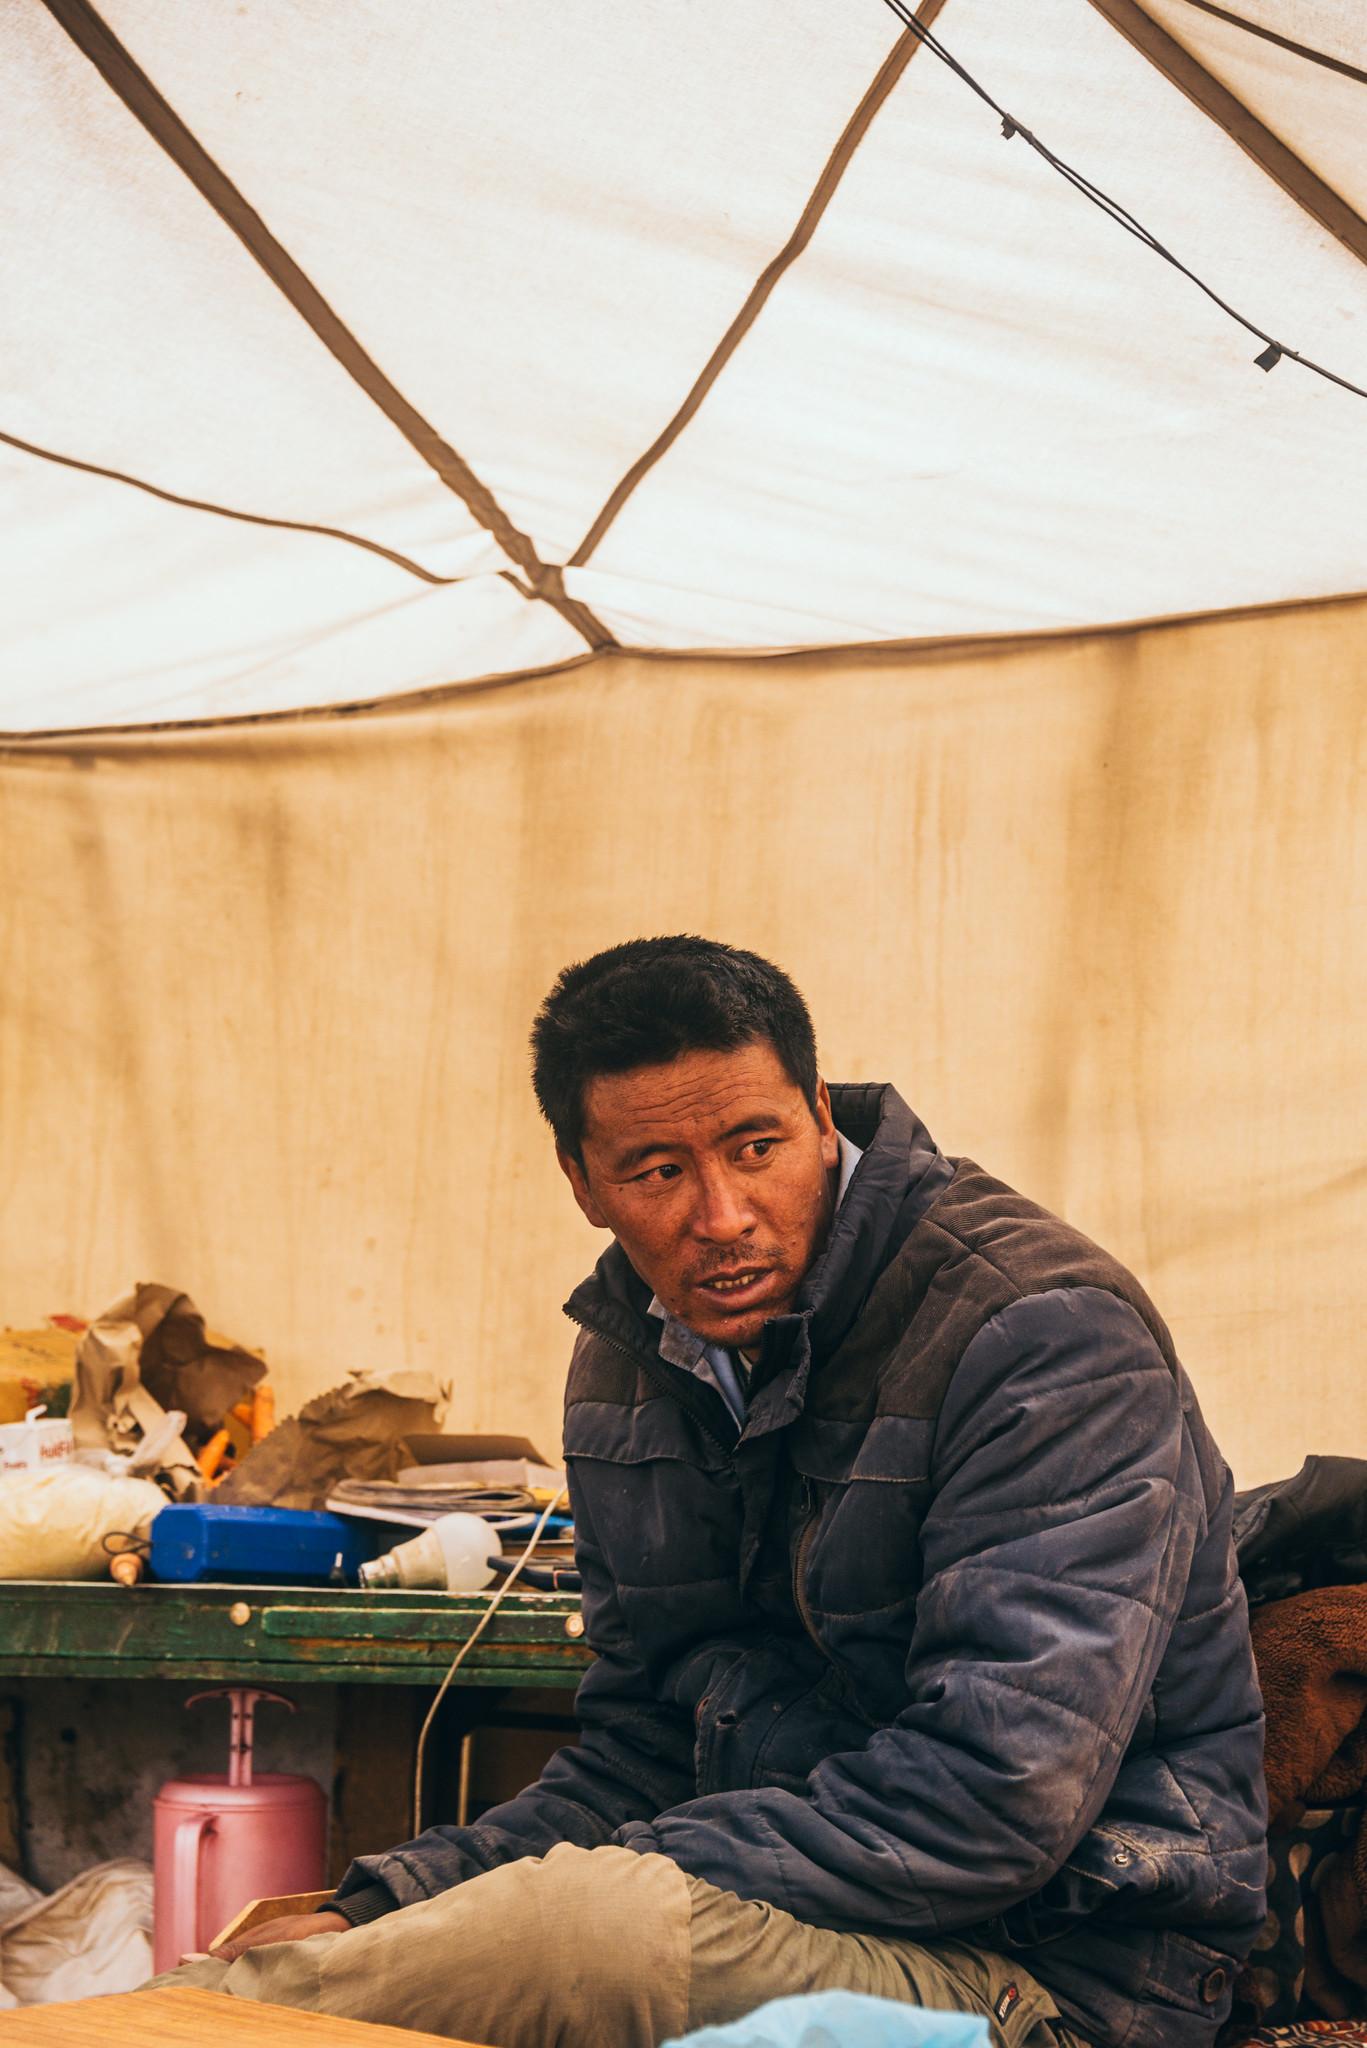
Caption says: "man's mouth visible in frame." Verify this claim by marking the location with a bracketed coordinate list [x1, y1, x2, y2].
[694, 1268, 774, 1306]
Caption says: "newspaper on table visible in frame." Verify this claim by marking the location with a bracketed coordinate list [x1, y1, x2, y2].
[327, 1458, 565, 1530]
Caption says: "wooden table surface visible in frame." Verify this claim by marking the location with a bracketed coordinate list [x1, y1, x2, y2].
[0, 1986, 493, 2046]
[0, 1581, 588, 1688]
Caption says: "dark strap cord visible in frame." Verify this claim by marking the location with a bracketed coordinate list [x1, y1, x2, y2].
[875, 0, 1367, 401]
[1, 428, 470, 588]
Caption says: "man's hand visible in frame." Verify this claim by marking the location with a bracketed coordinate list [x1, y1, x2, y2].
[208, 1909, 350, 1963]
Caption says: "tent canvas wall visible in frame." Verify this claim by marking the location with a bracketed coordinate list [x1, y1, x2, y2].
[5, 602, 1364, 1484]
[3, 0, 1365, 1482]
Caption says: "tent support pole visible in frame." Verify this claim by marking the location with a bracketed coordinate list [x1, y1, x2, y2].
[1087, 0, 1367, 270]
[569, 0, 951, 569]
[39, 0, 617, 653]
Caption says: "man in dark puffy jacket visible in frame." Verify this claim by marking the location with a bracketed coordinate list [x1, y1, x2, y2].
[184, 937, 1267, 2048]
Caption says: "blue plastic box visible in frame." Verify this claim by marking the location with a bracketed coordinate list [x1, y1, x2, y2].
[148, 1503, 371, 1585]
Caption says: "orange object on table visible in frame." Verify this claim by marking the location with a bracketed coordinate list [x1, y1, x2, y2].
[0, 1986, 494, 2045]
[197, 1428, 233, 1482]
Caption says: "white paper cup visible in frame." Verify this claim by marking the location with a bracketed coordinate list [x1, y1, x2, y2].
[0, 1416, 75, 1475]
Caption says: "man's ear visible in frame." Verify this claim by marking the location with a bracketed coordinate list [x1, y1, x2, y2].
[814, 1077, 841, 1172]
[558, 1146, 611, 1230]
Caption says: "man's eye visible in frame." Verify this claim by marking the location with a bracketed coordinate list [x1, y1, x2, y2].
[743, 1139, 777, 1160]
[635, 1163, 682, 1183]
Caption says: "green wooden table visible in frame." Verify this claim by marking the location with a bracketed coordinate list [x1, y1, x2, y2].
[0, 1582, 592, 1689]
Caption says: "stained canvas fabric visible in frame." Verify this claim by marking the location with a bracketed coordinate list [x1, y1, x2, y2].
[2, 599, 1363, 1484]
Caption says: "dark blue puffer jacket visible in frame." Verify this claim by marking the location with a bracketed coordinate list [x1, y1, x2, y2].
[337, 1086, 1267, 2048]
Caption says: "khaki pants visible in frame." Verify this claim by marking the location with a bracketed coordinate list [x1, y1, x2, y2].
[154, 1842, 1088, 2048]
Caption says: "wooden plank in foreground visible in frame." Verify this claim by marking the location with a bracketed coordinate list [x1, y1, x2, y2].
[0, 1984, 494, 2046]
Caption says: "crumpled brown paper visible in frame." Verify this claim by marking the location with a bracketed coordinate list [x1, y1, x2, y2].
[70, 1284, 265, 1494]
[215, 1369, 443, 1511]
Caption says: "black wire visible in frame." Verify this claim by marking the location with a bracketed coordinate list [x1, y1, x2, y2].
[876, 0, 1367, 402]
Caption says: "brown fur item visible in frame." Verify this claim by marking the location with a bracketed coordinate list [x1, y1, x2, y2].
[1251, 1585, 1367, 2015]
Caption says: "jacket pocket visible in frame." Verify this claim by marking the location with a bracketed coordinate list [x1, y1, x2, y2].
[787, 1472, 924, 1717]
[999, 1819, 1205, 1950]
[567, 1396, 742, 1602]
[564, 1394, 733, 1471]
[692, 1644, 850, 1798]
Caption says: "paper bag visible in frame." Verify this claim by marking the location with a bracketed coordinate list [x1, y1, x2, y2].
[215, 1368, 444, 1511]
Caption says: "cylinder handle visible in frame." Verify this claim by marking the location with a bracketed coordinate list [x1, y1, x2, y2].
[185, 1686, 295, 1787]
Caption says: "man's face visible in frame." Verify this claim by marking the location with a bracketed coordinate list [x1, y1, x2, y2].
[560, 1038, 841, 1350]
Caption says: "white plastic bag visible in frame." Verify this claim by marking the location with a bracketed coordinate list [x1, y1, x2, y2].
[0, 1859, 42, 1997]
[0, 1859, 153, 2003]
[0, 1466, 165, 1579]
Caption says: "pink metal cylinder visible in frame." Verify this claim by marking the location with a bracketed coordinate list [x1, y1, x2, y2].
[152, 1771, 326, 1973]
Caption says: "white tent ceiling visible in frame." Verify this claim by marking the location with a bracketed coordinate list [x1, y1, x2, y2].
[3, 0, 1365, 731]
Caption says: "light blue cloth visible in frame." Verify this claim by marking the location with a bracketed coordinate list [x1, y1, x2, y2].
[647, 1131, 864, 1423]
[663, 1990, 991, 2048]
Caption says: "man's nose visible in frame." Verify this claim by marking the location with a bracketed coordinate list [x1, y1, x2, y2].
[690, 1166, 756, 1242]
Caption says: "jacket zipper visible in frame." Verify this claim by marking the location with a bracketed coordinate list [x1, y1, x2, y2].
[563, 1309, 737, 1451]
[792, 1483, 878, 1730]
[572, 1312, 847, 1697]
[791, 1477, 833, 1664]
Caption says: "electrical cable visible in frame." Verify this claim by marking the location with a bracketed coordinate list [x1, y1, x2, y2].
[410, 1484, 570, 1835]
[874, 0, 1367, 400]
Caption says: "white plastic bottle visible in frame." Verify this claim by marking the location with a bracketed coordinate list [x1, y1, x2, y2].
[357, 1512, 497, 1591]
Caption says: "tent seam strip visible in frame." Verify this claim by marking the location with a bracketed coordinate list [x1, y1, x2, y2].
[6, 584, 1363, 748]
[39, 0, 616, 653]
[1173, 1, 1367, 91]
[566, 0, 949, 570]
[1086, 0, 1367, 268]
[0, 428, 478, 589]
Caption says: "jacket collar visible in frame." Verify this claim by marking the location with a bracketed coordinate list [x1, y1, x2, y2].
[564, 1083, 953, 1432]
[799, 1083, 950, 1360]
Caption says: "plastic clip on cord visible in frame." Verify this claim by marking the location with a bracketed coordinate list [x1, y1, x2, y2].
[411, 1485, 570, 1835]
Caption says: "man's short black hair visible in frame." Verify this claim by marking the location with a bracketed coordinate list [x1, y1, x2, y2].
[531, 936, 820, 1161]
